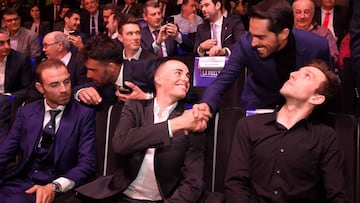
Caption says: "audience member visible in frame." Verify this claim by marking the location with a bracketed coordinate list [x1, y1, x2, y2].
[314, 0, 349, 46]
[52, 4, 72, 31]
[141, 1, 193, 57]
[173, 0, 203, 42]
[194, 0, 245, 56]
[192, 0, 332, 113]
[54, 9, 87, 53]
[225, 60, 347, 202]
[2, 8, 41, 58]
[76, 34, 156, 106]
[0, 28, 33, 139]
[292, 0, 338, 65]
[0, 59, 96, 203]
[74, 58, 207, 203]
[118, 0, 143, 18]
[118, 17, 157, 61]
[24, 4, 51, 37]
[102, 3, 118, 28]
[80, 0, 105, 36]
[159, 0, 181, 20]
[106, 12, 123, 40]
[42, 31, 87, 87]
[44, 0, 64, 26]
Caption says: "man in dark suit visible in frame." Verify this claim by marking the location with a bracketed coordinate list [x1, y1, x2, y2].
[74, 58, 207, 203]
[80, 0, 105, 37]
[0, 28, 33, 142]
[118, 17, 158, 61]
[42, 31, 88, 88]
[192, 0, 332, 115]
[44, 0, 64, 26]
[118, 0, 143, 18]
[141, 1, 194, 57]
[53, 9, 87, 53]
[0, 59, 96, 203]
[75, 34, 156, 107]
[194, 0, 245, 56]
[313, 0, 350, 46]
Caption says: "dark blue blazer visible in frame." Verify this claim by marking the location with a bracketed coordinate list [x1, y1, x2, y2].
[201, 29, 332, 110]
[0, 99, 96, 187]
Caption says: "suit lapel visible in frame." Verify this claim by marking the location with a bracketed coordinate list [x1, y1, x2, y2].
[54, 101, 74, 162]
[26, 102, 45, 158]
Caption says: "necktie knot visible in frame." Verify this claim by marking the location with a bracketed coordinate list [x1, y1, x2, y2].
[47, 110, 61, 132]
[38, 109, 61, 149]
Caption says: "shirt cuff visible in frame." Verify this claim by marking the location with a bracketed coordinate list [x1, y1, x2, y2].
[53, 177, 75, 192]
[167, 120, 173, 138]
[175, 33, 183, 44]
[74, 89, 83, 101]
[224, 47, 231, 56]
[197, 46, 205, 56]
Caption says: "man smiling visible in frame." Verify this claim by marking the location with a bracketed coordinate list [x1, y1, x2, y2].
[193, 0, 332, 114]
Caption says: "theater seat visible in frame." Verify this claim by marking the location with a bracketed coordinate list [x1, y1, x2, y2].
[326, 113, 359, 203]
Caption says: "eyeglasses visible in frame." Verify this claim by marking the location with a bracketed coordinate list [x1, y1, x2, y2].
[43, 41, 60, 49]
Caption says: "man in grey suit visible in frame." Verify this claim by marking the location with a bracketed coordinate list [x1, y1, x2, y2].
[2, 8, 41, 59]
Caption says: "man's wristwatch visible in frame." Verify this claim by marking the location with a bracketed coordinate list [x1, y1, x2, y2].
[52, 181, 62, 193]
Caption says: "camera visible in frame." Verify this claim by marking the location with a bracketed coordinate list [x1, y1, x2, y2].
[118, 86, 133, 94]
[69, 30, 78, 36]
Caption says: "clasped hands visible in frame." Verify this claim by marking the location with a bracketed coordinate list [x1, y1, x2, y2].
[156, 23, 179, 45]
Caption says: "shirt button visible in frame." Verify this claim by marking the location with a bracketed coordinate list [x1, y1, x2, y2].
[274, 190, 278, 195]
[276, 169, 281, 174]
[280, 148, 284, 153]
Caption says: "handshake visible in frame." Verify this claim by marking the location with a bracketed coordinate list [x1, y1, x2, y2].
[170, 103, 212, 135]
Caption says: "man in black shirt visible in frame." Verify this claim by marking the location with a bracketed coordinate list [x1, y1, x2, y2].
[225, 60, 348, 202]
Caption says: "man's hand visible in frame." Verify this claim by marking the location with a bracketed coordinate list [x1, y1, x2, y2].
[208, 46, 227, 56]
[67, 35, 84, 50]
[165, 23, 179, 38]
[170, 109, 209, 134]
[156, 25, 170, 45]
[199, 39, 217, 53]
[25, 184, 55, 203]
[116, 81, 147, 102]
[77, 87, 103, 105]
[192, 103, 211, 121]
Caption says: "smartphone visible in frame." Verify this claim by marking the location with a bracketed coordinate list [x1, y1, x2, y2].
[166, 16, 174, 24]
[118, 86, 133, 94]
[69, 30, 77, 36]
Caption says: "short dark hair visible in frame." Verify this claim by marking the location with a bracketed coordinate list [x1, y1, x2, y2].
[119, 17, 141, 34]
[2, 8, 18, 17]
[103, 3, 118, 13]
[143, 1, 160, 15]
[307, 59, 340, 112]
[64, 9, 81, 19]
[200, 0, 223, 11]
[78, 34, 123, 65]
[249, 0, 293, 34]
[0, 27, 10, 35]
[35, 59, 67, 84]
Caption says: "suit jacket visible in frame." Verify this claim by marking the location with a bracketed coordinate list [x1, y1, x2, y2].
[194, 17, 245, 56]
[44, 3, 63, 24]
[201, 28, 332, 110]
[0, 99, 96, 187]
[141, 25, 194, 57]
[118, 4, 143, 18]
[23, 21, 52, 37]
[67, 52, 88, 87]
[76, 100, 205, 202]
[74, 57, 157, 108]
[11, 27, 41, 57]
[80, 9, 105, 37]
[314, 6, 350, 46]
[4, 49, 33, 98]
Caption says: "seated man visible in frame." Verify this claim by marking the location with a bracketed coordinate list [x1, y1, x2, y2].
[74, 59, 209, 202]
[0, 59, 96, 203]
[225, 60, 348, 202]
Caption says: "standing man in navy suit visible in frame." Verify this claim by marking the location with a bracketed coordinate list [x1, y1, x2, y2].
[194, 0, 245, 56]
[193, 0, 332, 115]
[0, 59, 96, 203]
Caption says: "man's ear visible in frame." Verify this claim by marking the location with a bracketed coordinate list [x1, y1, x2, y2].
[278, 28, 290, 41]
[154, 75, 162, 86]
[35, 82, 44, 94]
[309, 94, 325, 105]
[118, 34, 123, 43]
[215, 1, 221, 10]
